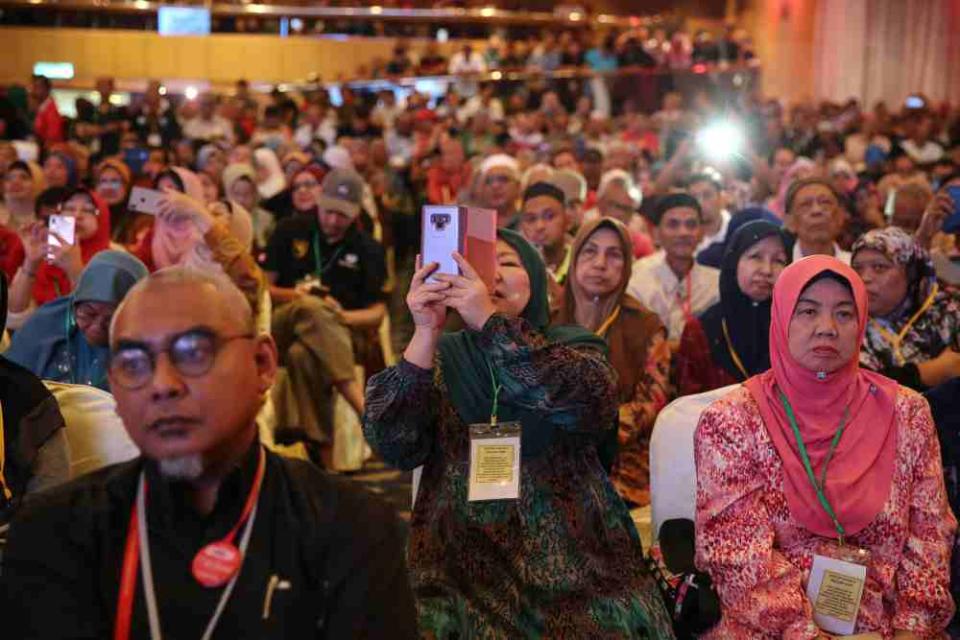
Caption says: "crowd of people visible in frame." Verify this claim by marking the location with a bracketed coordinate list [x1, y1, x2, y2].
[0, 41, 959, 638]
[354, 24, 756, 81]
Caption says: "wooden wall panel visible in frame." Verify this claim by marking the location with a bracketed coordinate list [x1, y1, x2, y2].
[1, 27, 470, 88]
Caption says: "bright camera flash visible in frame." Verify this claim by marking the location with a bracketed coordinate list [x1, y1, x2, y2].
[697, 121, 744, 161]
[185, 86, 199, 101]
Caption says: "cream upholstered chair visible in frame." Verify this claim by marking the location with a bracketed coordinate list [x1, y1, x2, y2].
[649, 385, 739, 540]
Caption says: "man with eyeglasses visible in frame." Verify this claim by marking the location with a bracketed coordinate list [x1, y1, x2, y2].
[627, 193, 720, 344]
[477, 153, 522, 229]
[784, 178, 852, 264]
[1, 268, 417, 639]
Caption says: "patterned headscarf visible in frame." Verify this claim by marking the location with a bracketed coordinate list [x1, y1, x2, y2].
[851, 226, 937, 314]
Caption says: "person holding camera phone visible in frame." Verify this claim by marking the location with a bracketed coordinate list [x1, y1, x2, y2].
[363, 228, 674, 638]
[7, 187, 112, 326]
[916, 172, 960, 286]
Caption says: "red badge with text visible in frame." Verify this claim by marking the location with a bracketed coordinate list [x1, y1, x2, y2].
[191, 541, 242, 588]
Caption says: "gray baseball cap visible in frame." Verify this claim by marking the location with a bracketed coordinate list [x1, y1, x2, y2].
[317, 168, 363, 218]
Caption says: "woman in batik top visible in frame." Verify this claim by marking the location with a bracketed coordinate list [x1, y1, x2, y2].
[695, 256, 955, 638]
[553, 217, 669, 507]
[364, 228, 674, 639]
[851, 226, 960, 391]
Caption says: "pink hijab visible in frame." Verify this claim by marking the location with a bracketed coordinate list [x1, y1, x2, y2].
[151, 167, 207, 269]
[744, 256, 898, 539]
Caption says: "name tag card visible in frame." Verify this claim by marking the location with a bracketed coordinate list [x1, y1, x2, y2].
[468, 422, 521, 502]
[806, 545, 869, 635]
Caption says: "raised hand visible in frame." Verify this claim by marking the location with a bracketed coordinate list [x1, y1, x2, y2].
[157, 188, 215, 234]
[407, 255, 450, 331]
[434, 252, 496, 331]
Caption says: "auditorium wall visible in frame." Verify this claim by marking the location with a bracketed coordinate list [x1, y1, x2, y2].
[0, 28, 473, 88]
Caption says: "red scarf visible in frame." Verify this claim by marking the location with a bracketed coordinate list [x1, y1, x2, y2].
[744, 256, 899, 538]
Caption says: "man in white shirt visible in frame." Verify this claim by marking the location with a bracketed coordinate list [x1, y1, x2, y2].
[448, 44, 487, 98]
[294, 103, 337, 150]
[182, 94, 235, 145]
[784, 178, 852, 264]
[627, 193, 720, 343]
[901, 116, 944, 166]
[687, 172, 731, 256]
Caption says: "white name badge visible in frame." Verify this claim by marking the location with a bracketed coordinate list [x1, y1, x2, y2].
[467, 422, 521, 502]
[806, 548, 868, 635]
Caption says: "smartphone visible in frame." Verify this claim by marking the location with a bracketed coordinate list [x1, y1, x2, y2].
[883, 188, 897, 221]
[421, 206, 460, 282]
[904, 95, 925, 110]
[47, 214, 76, 259]
[942, 186, 960, 233]
[128, 186, 165, 215]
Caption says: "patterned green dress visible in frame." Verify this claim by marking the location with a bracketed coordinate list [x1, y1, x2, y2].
[364, 314, 675, 639]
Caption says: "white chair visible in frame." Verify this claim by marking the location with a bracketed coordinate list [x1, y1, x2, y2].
[649, 385, 739, 540]
[43, 382, 140, 479]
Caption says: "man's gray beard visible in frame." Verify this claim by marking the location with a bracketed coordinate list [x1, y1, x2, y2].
[158, 454, 205, 481]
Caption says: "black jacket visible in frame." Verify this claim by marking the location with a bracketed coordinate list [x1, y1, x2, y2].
[1, 448, 418, 639]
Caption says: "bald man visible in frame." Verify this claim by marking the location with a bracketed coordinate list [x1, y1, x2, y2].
[1, 268, 416, 639]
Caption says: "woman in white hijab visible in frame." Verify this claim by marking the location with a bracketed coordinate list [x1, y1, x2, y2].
[253, 147, 286, 200]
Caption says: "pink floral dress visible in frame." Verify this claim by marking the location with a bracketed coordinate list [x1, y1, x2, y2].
[695, 385, 956, 639]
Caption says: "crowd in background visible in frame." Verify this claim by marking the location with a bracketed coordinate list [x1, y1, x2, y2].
[1, 24, 960, 636]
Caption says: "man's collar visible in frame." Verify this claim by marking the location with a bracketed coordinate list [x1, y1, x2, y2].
[142, 440, 261, 531]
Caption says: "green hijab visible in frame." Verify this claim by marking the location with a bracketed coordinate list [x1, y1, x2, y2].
[438, 228, 608, 458]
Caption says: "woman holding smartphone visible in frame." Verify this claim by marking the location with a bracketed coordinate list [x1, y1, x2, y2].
[6, 187, 111, 327]
[363, 229, 674, 639]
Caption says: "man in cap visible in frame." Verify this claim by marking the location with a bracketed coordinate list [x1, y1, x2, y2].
[263, 168, 386, 465]
[264, 167, 386, 329]
[1, 268, 417, 638]
[477, 153, 522, 228]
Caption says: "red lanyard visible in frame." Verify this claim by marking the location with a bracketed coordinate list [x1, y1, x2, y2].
[678, 272, 693, 323]
[114, 447, 266, 640]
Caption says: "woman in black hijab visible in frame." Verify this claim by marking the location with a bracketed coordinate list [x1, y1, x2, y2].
[0, 273, 69, 530]
[676, 220, 790, 395]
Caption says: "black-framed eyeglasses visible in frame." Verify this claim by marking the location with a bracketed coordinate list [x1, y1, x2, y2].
[292, 180, 319, 192]
[108, 328, 255, 390]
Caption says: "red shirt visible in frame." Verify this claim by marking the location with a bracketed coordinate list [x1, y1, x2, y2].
[34, 98, 65, 146]
[0, 224, 25, 282]
[426, 163, 472, 205]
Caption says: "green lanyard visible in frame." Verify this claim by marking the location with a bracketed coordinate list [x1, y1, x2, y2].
[485, 359, 502, 426]
[311, 232, 344, 282]
[778, 390, 850, 544]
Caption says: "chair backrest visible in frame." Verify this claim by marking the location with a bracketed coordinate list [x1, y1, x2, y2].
[43, 381, 140, 479]
[650, 384, 738, 540]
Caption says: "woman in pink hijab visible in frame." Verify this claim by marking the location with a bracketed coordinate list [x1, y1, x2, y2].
[133, 166, 264, 316]
[694, 256, 955, 638]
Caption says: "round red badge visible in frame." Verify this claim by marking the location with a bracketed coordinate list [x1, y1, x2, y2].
[191, 541, 241, 588]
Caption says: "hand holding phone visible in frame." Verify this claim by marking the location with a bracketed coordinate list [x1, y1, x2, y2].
[128, 186, 165, 215]
[47, 214, 76, 258]
[46, 215, 84, 278]
[941, 186, 960, 233]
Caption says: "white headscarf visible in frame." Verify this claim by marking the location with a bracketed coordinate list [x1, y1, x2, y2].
[253, 148, 286, 199]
